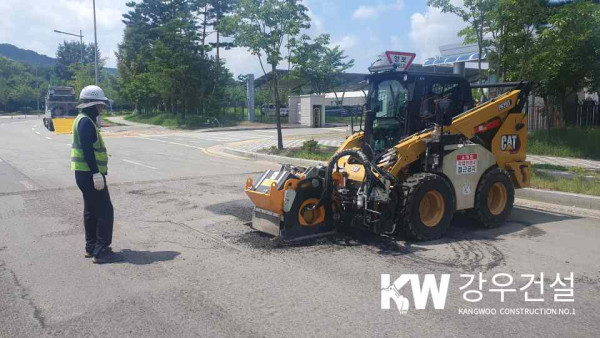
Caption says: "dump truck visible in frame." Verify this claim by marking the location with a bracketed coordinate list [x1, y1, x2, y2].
[244, 51, 532, 241]
[43, 86, 79, 134]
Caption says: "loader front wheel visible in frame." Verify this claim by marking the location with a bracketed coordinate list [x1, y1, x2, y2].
[470, 168, 514, 228]
[401, 173, 455, 241]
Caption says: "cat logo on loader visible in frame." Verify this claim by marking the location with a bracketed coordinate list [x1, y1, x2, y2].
[500, 135, 518, 151]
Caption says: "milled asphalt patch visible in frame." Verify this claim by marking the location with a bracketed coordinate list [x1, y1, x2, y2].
[222, 146, 600, 211]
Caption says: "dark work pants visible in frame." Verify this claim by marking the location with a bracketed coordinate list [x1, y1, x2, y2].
[75, 171, 114, 256]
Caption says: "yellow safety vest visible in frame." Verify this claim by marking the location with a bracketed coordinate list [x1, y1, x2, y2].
[71, 114, 108, 174]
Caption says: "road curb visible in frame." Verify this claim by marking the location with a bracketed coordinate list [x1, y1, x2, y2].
[515, 188, 600, 210]
[222, 147, 324, 167]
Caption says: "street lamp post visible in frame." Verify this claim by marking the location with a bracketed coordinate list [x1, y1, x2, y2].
[93, 0, 99, 85]
[53, 29, 84, 63]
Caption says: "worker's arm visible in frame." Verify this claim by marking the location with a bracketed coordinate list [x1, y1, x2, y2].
[77, 117, 99, 174]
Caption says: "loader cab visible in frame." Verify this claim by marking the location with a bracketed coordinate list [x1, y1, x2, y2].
[365, 71, 473, 154]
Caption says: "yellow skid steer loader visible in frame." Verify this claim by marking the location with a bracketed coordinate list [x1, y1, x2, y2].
[245, 52, 532, 241]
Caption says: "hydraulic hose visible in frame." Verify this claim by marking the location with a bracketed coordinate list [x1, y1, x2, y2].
[311, 149, 374, 210]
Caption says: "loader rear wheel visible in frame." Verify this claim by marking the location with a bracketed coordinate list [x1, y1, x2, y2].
[470, 168, 514, 228]
[400, 173, 455, 241]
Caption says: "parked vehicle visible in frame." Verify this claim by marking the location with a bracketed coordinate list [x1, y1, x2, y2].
[43, 86, 78, 133]
[262, 104, 289, 117]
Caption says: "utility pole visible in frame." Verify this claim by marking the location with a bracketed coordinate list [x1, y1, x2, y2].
[80, 30, 84, 63]
[93, 0, 99, 85]
[53, 29, 84, 63]
[247, 74, 255, 121]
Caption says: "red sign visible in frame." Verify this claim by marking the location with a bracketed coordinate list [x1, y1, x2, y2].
[385, 51, 416, 71]
[456, 153, 478, 175]
[457, 154, 478, 161]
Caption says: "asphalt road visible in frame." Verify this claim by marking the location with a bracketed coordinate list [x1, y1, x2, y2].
[1, 116, 599, 337]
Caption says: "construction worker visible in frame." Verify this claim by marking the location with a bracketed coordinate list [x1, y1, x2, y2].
[72, 85, 121, 264]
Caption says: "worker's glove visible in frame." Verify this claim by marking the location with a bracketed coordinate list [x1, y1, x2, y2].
[93, 173, 105, 191]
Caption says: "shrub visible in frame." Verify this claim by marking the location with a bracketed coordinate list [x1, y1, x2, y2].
[301, 139, 319, 152]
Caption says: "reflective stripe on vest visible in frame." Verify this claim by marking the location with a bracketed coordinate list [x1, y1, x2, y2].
[71, 114, 108, 174]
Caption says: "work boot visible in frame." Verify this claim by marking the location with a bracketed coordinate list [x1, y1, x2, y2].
[92, 247, 122, 264]
[85, 246, 111, 258]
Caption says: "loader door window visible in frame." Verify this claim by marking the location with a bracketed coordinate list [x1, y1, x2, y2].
[420, 81, 461, 121]
[369, 79, 412, 152]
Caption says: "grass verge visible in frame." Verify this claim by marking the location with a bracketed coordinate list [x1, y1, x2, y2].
[124, 112, 290, 129]
[101, 115, 126, 126]
[530, 164, 600, 196]
[262, 140, 336, 162]
[528, 128, 600, 160]
[125, 113, 180, 128]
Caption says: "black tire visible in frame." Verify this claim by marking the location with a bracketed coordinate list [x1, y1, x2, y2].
[399, 173, 455, 241]
[48, 120, 55, 132]
[469, 168, 515, 228]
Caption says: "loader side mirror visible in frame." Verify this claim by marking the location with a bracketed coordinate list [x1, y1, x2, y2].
[436, 98, 454, 126]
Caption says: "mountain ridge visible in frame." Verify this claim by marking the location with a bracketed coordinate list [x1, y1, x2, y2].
[0, 43, 118, 75]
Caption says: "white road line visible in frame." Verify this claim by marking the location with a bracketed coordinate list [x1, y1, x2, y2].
[35, 131, 40, 135]
[31, 127, 35, 130]
[45, 137, 52, 140]
[136, 136, 210, 155]
[19, 180, 35, 190]
[122, 159, 158, 170]
[67, 143, 72, 146]
[199, 137, 240, 142]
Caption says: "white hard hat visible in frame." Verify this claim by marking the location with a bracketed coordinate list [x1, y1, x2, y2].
[77, 85, 109, 109]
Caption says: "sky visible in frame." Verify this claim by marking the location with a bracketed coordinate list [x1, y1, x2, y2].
[0, 0, 467, 76]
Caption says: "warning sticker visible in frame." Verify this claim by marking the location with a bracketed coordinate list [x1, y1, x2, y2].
[457, 154, 478, 175]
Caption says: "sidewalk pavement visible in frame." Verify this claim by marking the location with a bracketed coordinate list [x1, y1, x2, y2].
[229, 137, 600, 171]
[526, 155, 600, 171]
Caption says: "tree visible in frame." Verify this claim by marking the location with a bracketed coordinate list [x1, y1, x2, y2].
[529, 1, 600, 124]
[55, 41, 98, 81]
[221, 0, 310, 149]
[210, 0, 239, 60]
[117, 0, 233, 120]
[290, 34, 354, 97]
[485, 0, 549, 82]
[428, 0, 496, 83]
[0, 56, 46, 112]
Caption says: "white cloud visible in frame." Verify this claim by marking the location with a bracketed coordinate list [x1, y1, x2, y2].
[408, 5, 467, 62]
[219, 47, 266, 78]
[333, 35, 358, 50]
[305, 5, 325, 35]
[352, 6, 378, 20]
[0, 0, 128, 68]
[352, 1, 404, 20]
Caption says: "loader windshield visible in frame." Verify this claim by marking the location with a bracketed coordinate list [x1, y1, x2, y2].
[368, 78, 413, 152]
